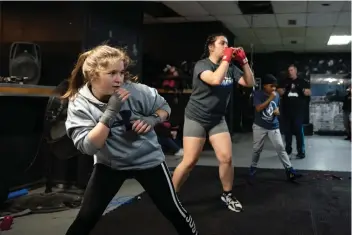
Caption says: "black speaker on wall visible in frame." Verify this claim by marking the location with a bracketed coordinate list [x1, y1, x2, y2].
[9, 42, 42, 85]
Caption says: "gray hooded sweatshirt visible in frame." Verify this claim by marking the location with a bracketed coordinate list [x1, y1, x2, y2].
[65, 82, 171, 170]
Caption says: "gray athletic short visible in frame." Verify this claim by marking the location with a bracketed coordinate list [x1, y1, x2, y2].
[183, 115, 229, 138]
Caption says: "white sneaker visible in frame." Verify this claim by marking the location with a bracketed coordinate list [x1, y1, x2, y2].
[174, 148, 184, 157]
[221, 193, 243, 212]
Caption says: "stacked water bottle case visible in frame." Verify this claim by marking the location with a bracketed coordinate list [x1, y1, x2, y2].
[310, 101, 345, 132]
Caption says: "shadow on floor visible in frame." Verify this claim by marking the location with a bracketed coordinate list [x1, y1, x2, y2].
[91, 166, 351, 235]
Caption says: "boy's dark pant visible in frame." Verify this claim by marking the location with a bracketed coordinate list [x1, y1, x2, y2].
[343, 111, 351, 138]
[283, 115, 305, 154]
[157, 136, 181, 153]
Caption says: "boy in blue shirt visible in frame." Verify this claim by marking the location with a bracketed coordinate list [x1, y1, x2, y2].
[250, 74, 300, 181]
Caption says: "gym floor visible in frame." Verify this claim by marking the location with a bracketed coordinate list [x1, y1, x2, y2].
[2, 134, 351, 235]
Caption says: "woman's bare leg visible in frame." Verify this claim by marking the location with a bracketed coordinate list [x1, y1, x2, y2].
[172, 136, 205, 192]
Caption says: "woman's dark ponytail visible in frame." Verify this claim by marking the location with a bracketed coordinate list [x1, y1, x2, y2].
[200, 33, 226, 59]
[200, 37, 211, 59]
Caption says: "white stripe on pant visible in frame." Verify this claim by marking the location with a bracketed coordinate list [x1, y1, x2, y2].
[160, 162, 198, 234]
[160, 162, 188, 217]
[251, 124, 292, 168]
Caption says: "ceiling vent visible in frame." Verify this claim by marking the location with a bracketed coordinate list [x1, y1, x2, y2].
[142, 2, 180, 18]
[238, 1, 274, 15]
[288, 19, 297, 25]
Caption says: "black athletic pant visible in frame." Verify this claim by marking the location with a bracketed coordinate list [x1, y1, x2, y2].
[65, 162, 198, 235]
[283, 115, 305, 154]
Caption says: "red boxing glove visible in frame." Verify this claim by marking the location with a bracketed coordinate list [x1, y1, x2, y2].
[233, 47, 248, 66]
[222, 47, 235, 63]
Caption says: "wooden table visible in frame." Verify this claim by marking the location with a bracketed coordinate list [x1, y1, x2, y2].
[0, 84, 56, 97]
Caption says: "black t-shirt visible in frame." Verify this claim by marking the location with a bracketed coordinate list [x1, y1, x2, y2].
[279, 77, 310, 117]
[185, 58, 243, 125]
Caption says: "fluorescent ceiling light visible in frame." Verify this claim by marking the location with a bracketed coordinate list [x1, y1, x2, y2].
[327, 35, 352, 45]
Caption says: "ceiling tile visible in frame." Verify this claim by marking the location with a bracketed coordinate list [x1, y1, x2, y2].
[229, 27, 255, 37]
[254, 48, 268, 53]
[199, 1, 242, 15]
[282, 37, 306, 45]
[272, 2, 308, 13]
[305, 41, 328, 48]
[306, 27, 333, 38]
[144, 13, 154, 19]
[250, 14, 278, 27]
[243, 15, 253, 26]
[307, 1, 345, 13]
[305, 44, 328, 52]
[325, 45, 351, 52]
[332, 26, 351, 35]
[233, 28, 257, 39]
[156, 17, 187, 23]
[306, 27, 332, 45]
[335, 12, 351, 26]
[248, 44, 267, 53]
[307, 13, 339, 27]
[162, 2, 208, 16]
[185, 0, 349, 53]
[235, 41, 262, 50]
[217, 15, 250, 28]
[265, 44, 285, 52]
[143, 18, 160, 24]
[143, 14, 159, 24]
[254, 28, 281, 39]
[280, 27, 306, 38]
[341, 1, 351, 12]
[258, 37, 282, 45]
[232, 28, 260, 45]
[283, 44, 305, 52]
[233, 44, 261, 53]
[234, 43, 266, 53]
[276, 14, 307, 27]
[185, 16, 216, 22]
[306, 36, 330, 45]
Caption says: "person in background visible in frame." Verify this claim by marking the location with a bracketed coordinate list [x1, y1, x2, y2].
[277, 64, 311, 159]
[63, 45, 198, 235]
[342, 85, 351, 141]
[172, 33, 255, 212]
[250, 74, 301, 180]
[154, 121, 184, 157]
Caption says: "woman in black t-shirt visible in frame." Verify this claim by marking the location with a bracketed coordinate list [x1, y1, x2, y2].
[172, 33, 255, 212]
